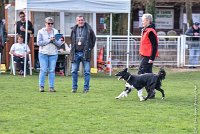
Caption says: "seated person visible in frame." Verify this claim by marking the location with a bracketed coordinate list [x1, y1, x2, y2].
[56, 36, 71, 75]
[59, 36, 71, 53]
[10, 35, 30, 75]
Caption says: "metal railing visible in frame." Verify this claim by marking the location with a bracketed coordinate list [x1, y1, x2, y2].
[181, 35, 200, 67]
[96, 35, 181, 68]
[7, 34, 199, 73]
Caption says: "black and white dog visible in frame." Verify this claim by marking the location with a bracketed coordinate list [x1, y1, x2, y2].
[115, 68, 166, 101]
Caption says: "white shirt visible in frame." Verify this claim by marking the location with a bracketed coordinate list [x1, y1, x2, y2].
[10, 43, 30, 55]
[37, 27, 61, 55]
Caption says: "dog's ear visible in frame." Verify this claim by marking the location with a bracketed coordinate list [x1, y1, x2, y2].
[123, 68, 128, 72]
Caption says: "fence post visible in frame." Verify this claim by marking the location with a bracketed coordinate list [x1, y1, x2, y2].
[107, 35, 112, 76]
[177, 36, 180, 67]
[180, 35, 185, 67]
[106, 36, 109, 62]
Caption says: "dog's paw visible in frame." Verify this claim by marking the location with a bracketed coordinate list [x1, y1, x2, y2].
[140, 99, 144, 102]
[123, 93, 128, 98]
[115, 91, 128, 100]
[115, 97, 120, 99]
[139, 97, 144, 101]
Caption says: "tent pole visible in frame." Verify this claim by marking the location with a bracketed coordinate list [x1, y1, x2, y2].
[109, 13, 112, 76]
[127, 12, 131, 68]
[60, 12, 65, 34]
[127, 0, 131, 68]
[14, 9, 17, 43]
[93, 13, 97, 68]
[24, 8, 28, 77]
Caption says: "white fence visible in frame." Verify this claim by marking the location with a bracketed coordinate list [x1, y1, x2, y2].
[96, 35, 200, 68]
[181, 35, 200, 67]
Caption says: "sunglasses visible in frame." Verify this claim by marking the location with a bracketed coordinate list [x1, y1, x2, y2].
[78, 19, 84, 22]
[47, 22, 54, 25]
[20, 16, 25, 18]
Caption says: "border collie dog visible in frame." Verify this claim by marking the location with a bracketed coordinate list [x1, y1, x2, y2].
[115, 68, 166, 101]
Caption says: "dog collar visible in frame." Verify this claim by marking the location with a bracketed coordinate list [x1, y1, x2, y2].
[127, 75, 131, 81]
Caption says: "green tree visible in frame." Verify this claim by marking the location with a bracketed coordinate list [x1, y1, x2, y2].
[0, 0, 5, 20]
[0, 0, 10, 20]
[185, 0, 193, 27]
[145, 0, 156, 22]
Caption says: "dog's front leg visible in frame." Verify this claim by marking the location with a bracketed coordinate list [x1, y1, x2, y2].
[115, 87, 130, 99]
[137, 89, 144, 101]
[115, 83, 135, 99]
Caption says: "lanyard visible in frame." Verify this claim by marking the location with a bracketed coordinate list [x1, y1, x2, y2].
[78, 27, 85, 45]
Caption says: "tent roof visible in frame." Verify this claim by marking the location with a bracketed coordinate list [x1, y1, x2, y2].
[15, 0, 131, 13]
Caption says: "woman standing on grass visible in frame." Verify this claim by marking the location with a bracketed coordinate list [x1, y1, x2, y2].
[37, 17, 62, 92]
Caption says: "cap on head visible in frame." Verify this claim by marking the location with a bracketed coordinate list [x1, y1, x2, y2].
[194, 22, 199, 26]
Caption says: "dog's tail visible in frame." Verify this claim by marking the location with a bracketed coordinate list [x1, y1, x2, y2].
[158, 67, 166, 80]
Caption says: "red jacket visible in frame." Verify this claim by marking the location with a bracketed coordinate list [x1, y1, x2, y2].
[139, 28, 158, 57]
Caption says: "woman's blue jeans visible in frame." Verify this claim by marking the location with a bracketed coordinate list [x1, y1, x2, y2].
[39, 53, 58, 88]
[71, 52, 90, 90]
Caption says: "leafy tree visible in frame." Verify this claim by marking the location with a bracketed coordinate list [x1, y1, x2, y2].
[145, 0, 156, 22]
[0, 0, 5, 20]
[185, 0, 193, 27]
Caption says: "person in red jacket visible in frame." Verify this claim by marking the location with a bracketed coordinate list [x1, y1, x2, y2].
[138, 13, 158, 74]
[138, 13, 158, 98]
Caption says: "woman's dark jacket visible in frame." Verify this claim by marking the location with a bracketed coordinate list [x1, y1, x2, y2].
[70, 22, 96, 62]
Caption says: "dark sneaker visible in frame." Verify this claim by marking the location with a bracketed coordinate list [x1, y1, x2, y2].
[18, 70, 24, 75]
[39, 86, 44, 92]
[71, 89, 77, 93]
[83, 89, 89, 93]
[49, 87, 56, 92]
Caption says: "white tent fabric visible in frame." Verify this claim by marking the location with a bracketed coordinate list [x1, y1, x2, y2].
[15, 0, 130, 13]
[15, 0, 131, 76]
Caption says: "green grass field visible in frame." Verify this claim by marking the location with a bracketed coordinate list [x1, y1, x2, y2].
[0, 68, 199, 134]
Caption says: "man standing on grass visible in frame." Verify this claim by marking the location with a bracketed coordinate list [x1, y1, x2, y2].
[70, 15, 96, 93]
[185, 22, 200, 68]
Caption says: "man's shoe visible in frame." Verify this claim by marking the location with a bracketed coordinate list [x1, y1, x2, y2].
[49, 87, 56, 92]
[39, 86, 44, 92]
[83, 89, 89, 93]
[71, 89, 77, 93]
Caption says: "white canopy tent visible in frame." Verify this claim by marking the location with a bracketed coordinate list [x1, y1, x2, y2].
[15, 0, 130, 13]
[15, 0, 131, 76]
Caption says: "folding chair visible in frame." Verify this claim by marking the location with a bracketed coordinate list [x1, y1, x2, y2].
[10, 53, 32, 75]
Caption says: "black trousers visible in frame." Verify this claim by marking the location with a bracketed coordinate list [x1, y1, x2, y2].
[138, 56, 155, 97]
[13, 56, 28, 71]
[138, 56, 153, 75]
